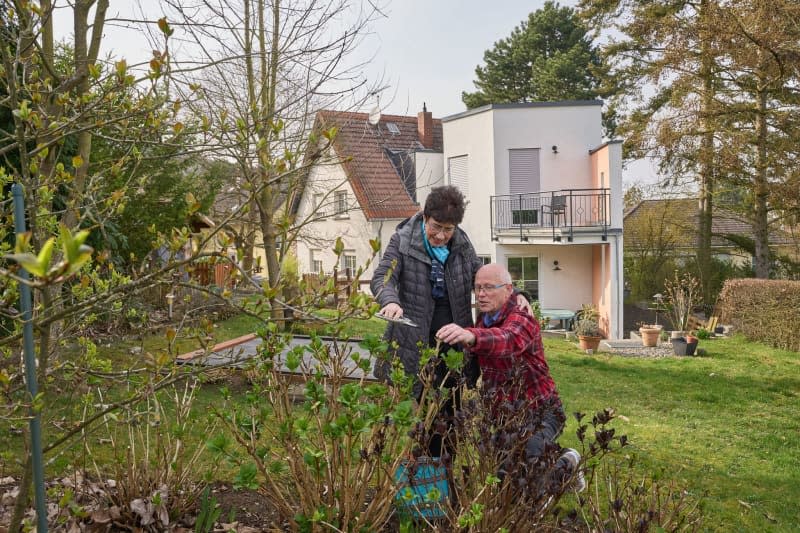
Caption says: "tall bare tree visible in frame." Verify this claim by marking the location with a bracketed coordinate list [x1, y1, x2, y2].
[711, 0, 800, 278]
[579, 0, 726, 301]
[581, 0, 800, 286]
[161, 0, 384, 319]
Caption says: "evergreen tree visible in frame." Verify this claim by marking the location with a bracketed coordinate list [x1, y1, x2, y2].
[462, 2, 608, 111]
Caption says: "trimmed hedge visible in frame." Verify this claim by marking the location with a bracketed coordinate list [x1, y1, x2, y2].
[717, 279, 800, 352]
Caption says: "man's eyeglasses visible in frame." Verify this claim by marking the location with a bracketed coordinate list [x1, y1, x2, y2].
[474, 283, 508, 293]
[427, 220, 456, 235]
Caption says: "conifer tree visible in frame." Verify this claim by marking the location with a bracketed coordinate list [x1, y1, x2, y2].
[463, 2, 609, 116]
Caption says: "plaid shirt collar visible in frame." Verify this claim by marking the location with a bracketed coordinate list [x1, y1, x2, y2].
[477, 293, 518, 328]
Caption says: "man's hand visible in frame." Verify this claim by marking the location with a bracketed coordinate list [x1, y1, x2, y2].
[436, 323, 476, 347]
[378, 302, 404, 320]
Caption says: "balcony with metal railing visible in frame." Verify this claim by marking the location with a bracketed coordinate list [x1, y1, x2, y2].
[490, 188, 610, 242]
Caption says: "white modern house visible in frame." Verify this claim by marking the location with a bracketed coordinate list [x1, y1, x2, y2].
[442, 102, 624, 339]
[293, 101, 624, 338]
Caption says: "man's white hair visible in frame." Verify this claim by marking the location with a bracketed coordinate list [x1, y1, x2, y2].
[478, 263, 512, 284]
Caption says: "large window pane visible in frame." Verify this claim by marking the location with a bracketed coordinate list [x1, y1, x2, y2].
[506, 256, 539, 301]
[507, 257, 522, 280]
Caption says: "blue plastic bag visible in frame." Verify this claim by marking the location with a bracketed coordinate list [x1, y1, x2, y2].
[394, 456, 449, 519]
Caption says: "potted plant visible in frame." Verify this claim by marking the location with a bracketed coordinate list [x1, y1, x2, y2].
[573, 304, 602, 351]
[695, 327, 712, 340]
[639, 323, 662, 347]
[639, 293, 665, 347]
[664, 271, 702, 336]
[575, 317, 602, 352]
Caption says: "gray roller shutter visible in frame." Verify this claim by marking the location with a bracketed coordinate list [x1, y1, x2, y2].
[509, 148, 541, 225]
[448, 155, 468, 195]
[509, 148, 540, 194]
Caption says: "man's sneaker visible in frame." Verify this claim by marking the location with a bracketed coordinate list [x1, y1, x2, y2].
[559, 448, 586, 493]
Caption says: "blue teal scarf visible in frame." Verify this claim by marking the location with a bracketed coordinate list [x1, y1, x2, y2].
[421, 220, 450, 264]
[421, 220, 450, 299]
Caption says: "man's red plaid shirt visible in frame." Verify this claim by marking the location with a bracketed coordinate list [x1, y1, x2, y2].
[467, 294, 560, 408]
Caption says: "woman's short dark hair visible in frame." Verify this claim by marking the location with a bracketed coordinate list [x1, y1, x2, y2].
[423, 185, 467, 224]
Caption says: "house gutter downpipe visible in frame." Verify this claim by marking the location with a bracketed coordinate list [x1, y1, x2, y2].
[12, 183, 48, 533]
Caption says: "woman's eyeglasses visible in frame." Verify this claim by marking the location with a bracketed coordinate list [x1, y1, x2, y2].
[427, 220, 456, 235]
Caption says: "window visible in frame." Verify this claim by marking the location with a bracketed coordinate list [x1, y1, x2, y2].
[386, 122, 401, 134]
[509, 148, 540, 193]
[507, 256, 539, 301]
[313, 193, 326, 217]
[341, 251, 357, 275]
[478, 255, 492, 265]
[310, 250, 323, 273]
[512, 208, 538, 225]
[334, 190, 348, 217]
[509, 148, 541, 226]
[448, 155, 468, 195]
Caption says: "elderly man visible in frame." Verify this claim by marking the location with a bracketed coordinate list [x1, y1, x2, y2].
[436, 263, 584, 492]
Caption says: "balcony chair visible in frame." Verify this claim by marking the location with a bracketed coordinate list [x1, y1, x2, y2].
[542, 195, 567, 227]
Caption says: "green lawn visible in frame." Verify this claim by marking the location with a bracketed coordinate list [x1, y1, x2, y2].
[548, 335, 800, 532]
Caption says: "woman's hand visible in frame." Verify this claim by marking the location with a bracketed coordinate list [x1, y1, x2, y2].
[516, 293, 533, 316]
[378, 302, 404, 320]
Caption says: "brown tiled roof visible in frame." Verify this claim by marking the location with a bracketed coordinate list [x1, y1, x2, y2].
[316, 110, 443, 220]
[624, 198, 793, 250]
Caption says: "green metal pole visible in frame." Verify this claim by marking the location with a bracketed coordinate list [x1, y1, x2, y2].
[12, 183, 48, 532]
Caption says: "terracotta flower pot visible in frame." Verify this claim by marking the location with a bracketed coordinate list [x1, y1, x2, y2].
[578, 335, 602, 352]
[639, 326, 662, 347]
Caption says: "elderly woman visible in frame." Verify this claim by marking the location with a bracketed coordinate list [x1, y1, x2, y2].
[371, 185, 481, 457]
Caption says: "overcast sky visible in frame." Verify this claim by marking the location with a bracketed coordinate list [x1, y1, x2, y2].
[55, 0, 566, 116]
[51, 0, 658, 184]
[353, 0, 571, 117]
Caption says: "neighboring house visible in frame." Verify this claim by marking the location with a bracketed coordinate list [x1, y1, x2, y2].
[293, 107, 444, 286]
[294, 101, 625, 338]
[442, 102, 624, 339]
[205, 180, 275, 276]
[624, 198, 797, 266]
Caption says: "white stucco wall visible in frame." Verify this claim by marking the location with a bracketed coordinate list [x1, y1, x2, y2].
[443, 103, 605, 257]
[441, 110, 496, 255]
[296, 148, 415, 291]
[490, 104, 603, 195]
[414, 151, 445, 209]
[295, 150, 376, 282]
[493, 243, 594, 311]
[441, 103, 622, 335]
